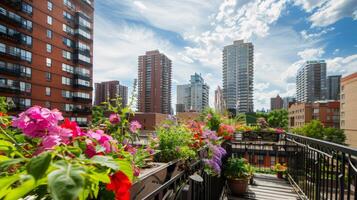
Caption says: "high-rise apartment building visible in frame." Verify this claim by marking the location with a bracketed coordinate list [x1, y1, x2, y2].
[176, 73, 209, 113]
[222, 40, 254, 115]
[296, 61, 326, 103]
[214, 86, 225, 114]
[270, 94, 283, 110]
[0, 0, 94, 126]
[327, 75, 341, 100]
[340, 72, 357, 147]
[282, 96, 296, 109]
[94, 81, 128, 107]
[137, 50, 171, 114]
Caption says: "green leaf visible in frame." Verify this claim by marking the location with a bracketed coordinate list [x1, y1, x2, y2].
[26, 152, 51, 180]
[4, 176, 36, 200]
[0, 155, 9, 162]
[48, 161, 85, 200]
[0, 140, 14, 151]
[0, 158, 26, 171]
[0, 174, 20, 199]
[116, 159, 133, 181]
[90, 156, 119, 171]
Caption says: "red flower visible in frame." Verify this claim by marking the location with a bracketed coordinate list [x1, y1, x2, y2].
[106, 171, 132, 200]
[61, 118, 83, 138]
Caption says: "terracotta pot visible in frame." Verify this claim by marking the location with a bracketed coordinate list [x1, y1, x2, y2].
[227, 178, 250, 196]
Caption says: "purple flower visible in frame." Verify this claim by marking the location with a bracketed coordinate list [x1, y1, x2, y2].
[129, 121, 142, 133]
[202, 130, 218, 141]
[204, 159, 221, 174]
[109, 114, 121, 124]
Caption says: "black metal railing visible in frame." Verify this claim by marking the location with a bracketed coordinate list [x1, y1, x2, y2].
[285, 133, 357, 200]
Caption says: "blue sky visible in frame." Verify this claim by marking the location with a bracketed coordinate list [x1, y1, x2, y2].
[93, 0, 357, 111]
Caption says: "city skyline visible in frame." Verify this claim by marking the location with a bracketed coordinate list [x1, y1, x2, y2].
[93, 0, 357, 111]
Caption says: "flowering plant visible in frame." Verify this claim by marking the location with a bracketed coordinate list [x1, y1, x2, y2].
[0, 97, 134, 200]
[225, 157, 253, 180]
[217, 124, 235, 140]
[272, 163, 287, 172]
[202, 130, 226, 176]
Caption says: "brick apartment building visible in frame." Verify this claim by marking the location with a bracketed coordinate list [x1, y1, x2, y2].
[341, 72, 357, 147]
[0, 0, 94, 126]
[288, 101, 340, 129]
[270, 94, 283, 110]
[137, 50, 172, 114]
[94, 80, 128, 107]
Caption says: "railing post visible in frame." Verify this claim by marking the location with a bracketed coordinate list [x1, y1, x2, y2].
[340, 153, 346, 200]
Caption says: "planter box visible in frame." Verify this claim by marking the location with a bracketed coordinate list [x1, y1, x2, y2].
[235, 131, 280, 142]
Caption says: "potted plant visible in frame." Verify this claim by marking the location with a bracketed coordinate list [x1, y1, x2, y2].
[225, 157, 253, 195]
[273, 163, 287, 179]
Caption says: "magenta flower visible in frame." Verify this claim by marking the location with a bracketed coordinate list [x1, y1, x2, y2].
[134, 166, 140, 177]
[109, 114, 121, 124]
[207, 114, 212, 120]
[129, 121, 142, 133]
[87, 129, 116, 154]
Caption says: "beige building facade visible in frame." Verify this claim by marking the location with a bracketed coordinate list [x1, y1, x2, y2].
[341, 72, 357, 147]
[288, 103, 313, 129]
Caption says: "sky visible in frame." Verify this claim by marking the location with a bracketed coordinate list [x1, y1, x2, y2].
[93, 0, 357, 111]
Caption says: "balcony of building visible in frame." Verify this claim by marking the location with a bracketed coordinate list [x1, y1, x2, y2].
[2, 0, 22, 11]
[72, 106, 91, 114]
[131, 132, 357, 200]
[72, 96, 92, 103]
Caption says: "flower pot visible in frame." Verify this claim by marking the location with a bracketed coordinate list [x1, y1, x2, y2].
[277, 171, 284, 179]
[227, 178, 250, 196]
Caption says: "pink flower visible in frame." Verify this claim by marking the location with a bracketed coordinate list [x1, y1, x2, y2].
[129, 121, 142, 133]
[134, 166, 140, 177]
[207, 114, 212, 120]
[85, 129, 117, 157]
[109, 114, 121, 124]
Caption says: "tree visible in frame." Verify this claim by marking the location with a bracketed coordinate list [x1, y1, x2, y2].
[266, 109, 288, 129]
[292, 120, 346, 145]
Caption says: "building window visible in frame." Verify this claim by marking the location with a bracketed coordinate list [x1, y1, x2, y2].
[20, 82, 31, 93]
[78, 54, 91, 63]
[62, 37, 73, 48]
[64, 104, 73, 111]
[64, 0, 75, 10]
[63, 24, 74, 34]
[62, 63, 74, 73]
[47, 16, 53, 25]
[62, 76, 72, 85]
[62, 90, 72, 98]
[45, 72, 51, 81]
[46, 58, 52, 67]
[47, 1, 53, 11]
[63, 11, 73, 21]
[46, 29, 52, 39]
[45, 87, 51, 96]
[46, 44, 52, 53]
[62, 50, 72, 60]
[22, 3, 33, 15]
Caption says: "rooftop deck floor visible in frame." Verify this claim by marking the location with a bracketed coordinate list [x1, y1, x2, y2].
[224, 174, 300, 200]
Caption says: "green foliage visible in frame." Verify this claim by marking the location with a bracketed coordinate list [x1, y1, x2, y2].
[293, 120, 346, 144]
[267, 109, 288, 129]
[201, 108, 221, 131]
[26, 152, 51, 180]
[224, 157, 253, 179]
[91, 106, 105, 125]
[154, 125, 196, 162]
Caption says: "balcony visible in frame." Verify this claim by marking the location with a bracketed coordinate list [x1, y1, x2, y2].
[72, 106, 91, 114]
[0, 66, 21, 76]
[3, 0, 22, 10]
[0, 11, 23, 28]
[73, 82, 93, 91]
[132, 132, 357, 200]
[73, 73, 91, 81]
[0, 31, 21, 43]
[72, 96, 92, 103]
[0, 84, 21, 94]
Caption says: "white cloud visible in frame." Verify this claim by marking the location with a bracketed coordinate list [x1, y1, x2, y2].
[308, 0, 357, 27]
[293, 0, 326, 12]
[300, 27, 334, 41]
[133, 1, 147, 10]
[326, 54, 357, 75]
[297, 48, 325, 60]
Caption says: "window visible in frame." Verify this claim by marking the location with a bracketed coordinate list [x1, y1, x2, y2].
[47, 16, 52, 25]
[22, 3, 33, 15]
[64, 0, 75, 10]
[77, 41, 90, 51]
[45, 72, 51, 81]
[75, 78, 90, 87]
[64, 104, 73, 111]
[47, 1, 53, 11]
[45, 87, 51, 96]
[21, 35, 32, 46]
[76, 28, 91, 39]
[62, 63, 74, 73]
[78, 16, 91, 29]
[73, 92, 90, 99]
[63, 24, 74, 34]
[46, 58, 52, 67]
[62, 50, 72, 60]
[62, 90, 72, 98]
[46, 44, 52, 53]
[75, 67, 90, 77]
[20, 82, 31, 93]
[62, 37, 73, 48]
[78, 54, 91, 63]
[63, 11, 73, 21]
[46, 29, 52, 39]
[62, 76, 72, 85]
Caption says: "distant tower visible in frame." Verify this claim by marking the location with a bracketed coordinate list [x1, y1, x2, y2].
[176, 73, 209, 112]
[94, 81, 128, 107]
[270, 95, 283, 110]
[137, 50, 172, 114]
[222, 40, 254, 114]
[327, 75, 341, 100]
[296, 61, 327, 102]
[214, 86, 225, 113]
